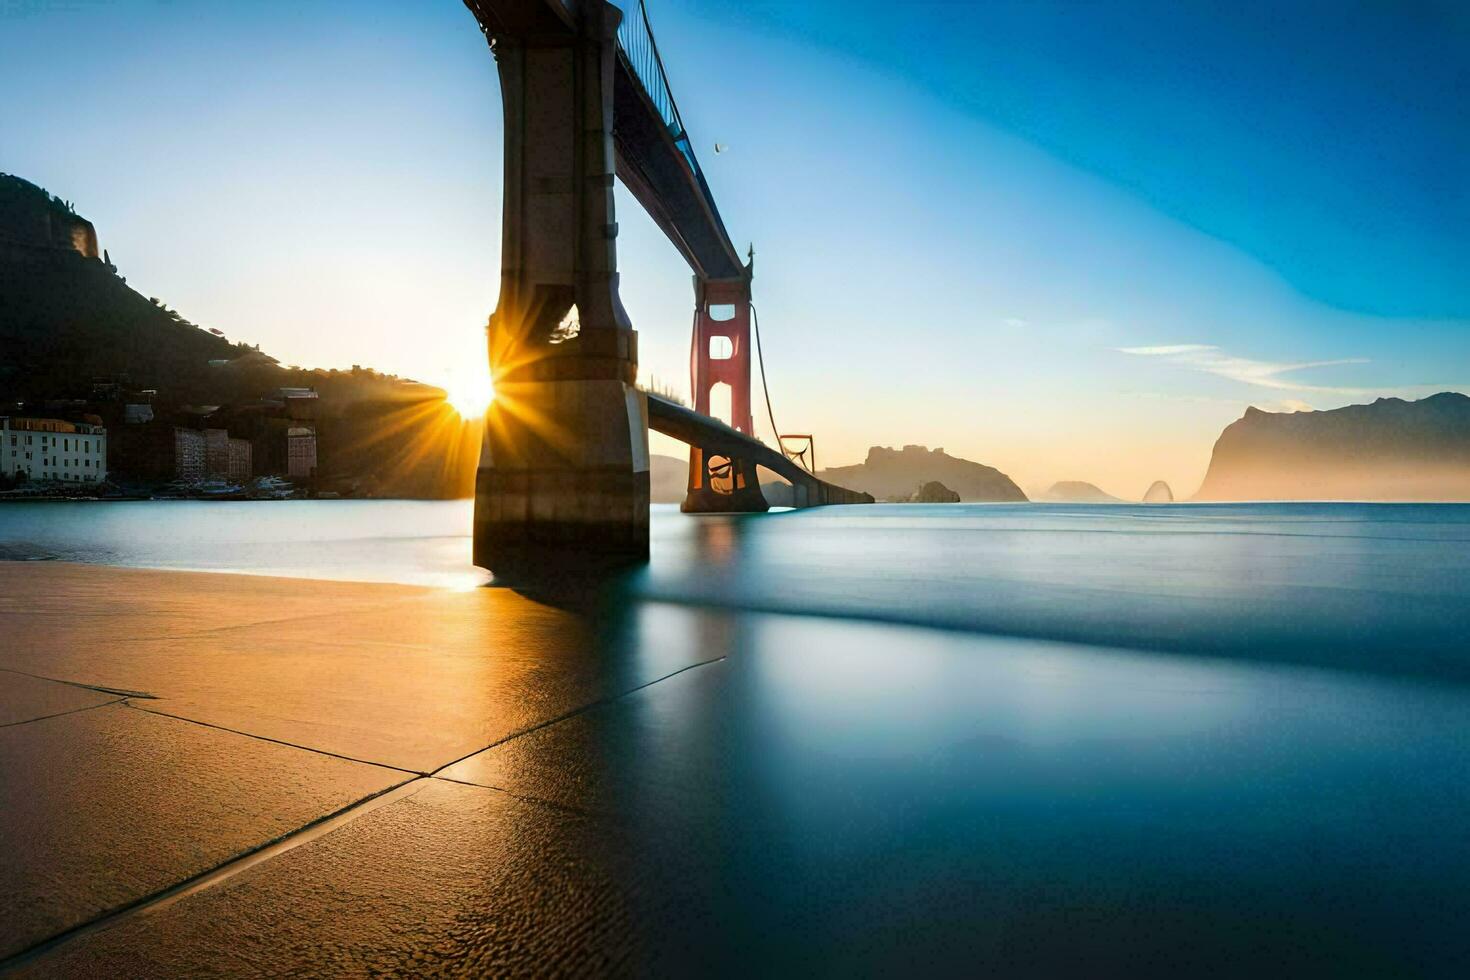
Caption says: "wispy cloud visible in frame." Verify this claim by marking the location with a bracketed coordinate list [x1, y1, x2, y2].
[1116, 344, 1370, 393]
[1120, 344, 1216, 356]
[1126, 391, 1315, 413]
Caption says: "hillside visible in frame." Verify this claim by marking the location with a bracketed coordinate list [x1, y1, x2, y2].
[0, 173, 98, 256]
[0, 174, 262, 404]
[1195, 393, 1470, 501]
[650, 453, 687, 504]
[820, 445, 1027, 502]
[0, 250, 242, 402]
[0, 173, 475, 498]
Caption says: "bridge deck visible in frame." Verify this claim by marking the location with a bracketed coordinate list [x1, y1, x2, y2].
[645, 394, 873, 507]
[612, 57, 743, 281]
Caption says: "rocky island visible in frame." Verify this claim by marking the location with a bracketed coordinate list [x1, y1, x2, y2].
[817, 445, 1026, 502]
[1040, 481, 1122, 503]
[1195, 393, 1470, 501]
[1143, 480, 1174, 503]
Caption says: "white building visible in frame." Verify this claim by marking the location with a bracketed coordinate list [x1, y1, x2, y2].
[1, 417, 107, 484]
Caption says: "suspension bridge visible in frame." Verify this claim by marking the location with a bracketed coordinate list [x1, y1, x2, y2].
[462, 0, 871, 569]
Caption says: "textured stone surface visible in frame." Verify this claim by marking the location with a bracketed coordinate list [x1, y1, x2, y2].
[21, 779, 647, 977]
[0, 563, 714, 772]
[0, 702, 402, 960]
[0, 562, 421, 670]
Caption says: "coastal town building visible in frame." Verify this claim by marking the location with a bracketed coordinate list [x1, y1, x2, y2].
[202, 427, 255, 482]
[109, 412, 303, 486]
[175, 427, 205, 482]
[1, 416, 107, 483]
[108, 422, 206, 483]
[286, 426, 317, 480]
[227, 437, 252, 482]
[204, 428, 231, 479]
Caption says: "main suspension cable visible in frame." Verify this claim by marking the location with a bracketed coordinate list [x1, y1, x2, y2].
[750, 302, 812, 474]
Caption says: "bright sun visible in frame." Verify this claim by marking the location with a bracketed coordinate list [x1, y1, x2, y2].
[445, 372, 495, 418]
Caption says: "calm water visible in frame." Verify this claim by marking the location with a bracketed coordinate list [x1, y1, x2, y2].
[3, 499, 1468, 679]
[6, 500, 1470, 970]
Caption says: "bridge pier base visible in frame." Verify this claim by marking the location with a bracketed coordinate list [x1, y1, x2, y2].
[474, 380, 649, 569]
[682, 448, 767, 513]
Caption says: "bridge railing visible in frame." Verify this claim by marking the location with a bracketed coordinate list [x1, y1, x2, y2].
[616, 1, 703, 179]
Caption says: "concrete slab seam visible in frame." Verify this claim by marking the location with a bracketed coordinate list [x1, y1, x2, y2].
[0, 778, 426, 974]
[429, 775, 596, 818]
[0, 697, 126, 729]
[0, 666, 158, 699]
[120, 701, 424, 776]
[423, 654, 730, 777]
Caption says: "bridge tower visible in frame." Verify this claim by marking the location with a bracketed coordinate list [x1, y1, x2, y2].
[683, 264, 769, 513]
[473, 0, 649, 569]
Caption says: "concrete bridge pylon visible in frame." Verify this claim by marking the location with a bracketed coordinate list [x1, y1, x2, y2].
[473, 0, 650, 569]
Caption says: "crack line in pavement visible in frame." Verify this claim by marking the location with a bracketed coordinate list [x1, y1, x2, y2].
[424, 654, 730, 778]
[430, 775, 596, 817]
[0, 667, 158, 699]
[0, 697, 126, 729]
[0, 778, 426, 973]
[120, 701, 422, 776]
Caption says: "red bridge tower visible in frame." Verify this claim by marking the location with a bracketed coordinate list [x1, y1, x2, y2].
[684, 261, 768, 512]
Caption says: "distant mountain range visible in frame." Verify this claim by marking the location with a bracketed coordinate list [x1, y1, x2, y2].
[1196, 393, 1470, 501]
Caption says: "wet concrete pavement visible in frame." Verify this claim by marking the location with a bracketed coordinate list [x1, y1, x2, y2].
[4, 560, 1470, 975]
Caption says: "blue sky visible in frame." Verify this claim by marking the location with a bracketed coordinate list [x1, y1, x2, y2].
[3, 0, 1466, 494]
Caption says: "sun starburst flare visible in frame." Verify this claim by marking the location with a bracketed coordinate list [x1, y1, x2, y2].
[444, 371, 495, 419]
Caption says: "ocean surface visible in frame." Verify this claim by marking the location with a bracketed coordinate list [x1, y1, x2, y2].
[2, 499, 1468, 678]
[6, 499, 1470, 968]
